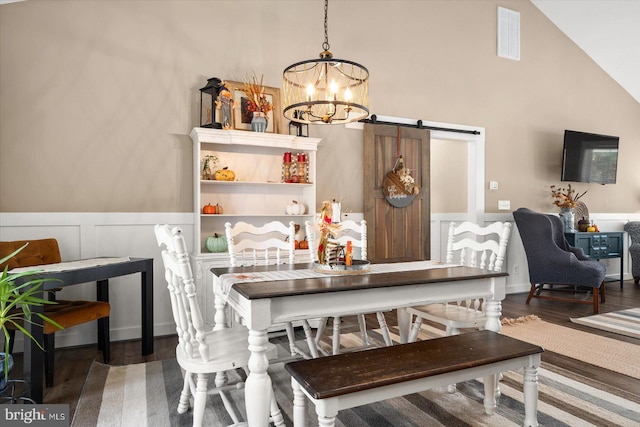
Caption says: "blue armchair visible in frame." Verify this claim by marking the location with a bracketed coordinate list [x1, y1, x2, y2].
[624, 221, 640, 285]
[513, 208, 607, 314]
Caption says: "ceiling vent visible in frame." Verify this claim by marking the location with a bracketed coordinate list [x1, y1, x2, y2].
[498, 6, 520, 61]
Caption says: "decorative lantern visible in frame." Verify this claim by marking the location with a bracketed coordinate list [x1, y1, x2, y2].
[199, 77, 222, 129]
[288, 110, 309, 137]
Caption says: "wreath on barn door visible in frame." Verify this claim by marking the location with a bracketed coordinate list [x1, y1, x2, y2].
[383, 128, 420, 208]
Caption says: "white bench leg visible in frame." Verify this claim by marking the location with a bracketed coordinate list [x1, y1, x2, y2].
[316, 400, 339, 427]
[523, 365, 539, 427]
[482, 373, 497, 415]
[292, 378, 307, 427]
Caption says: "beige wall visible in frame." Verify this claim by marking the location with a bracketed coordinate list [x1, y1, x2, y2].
[1, 0, 639, 215]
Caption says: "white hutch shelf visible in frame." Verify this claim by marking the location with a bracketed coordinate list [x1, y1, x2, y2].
[189, 127, 321, 322]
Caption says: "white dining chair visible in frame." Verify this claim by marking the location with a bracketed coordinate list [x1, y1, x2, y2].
[154, 224, 284, 427]
[224, 220, 319, 359]
[406, 221, 511, 392]
[305, 219, 393, 355]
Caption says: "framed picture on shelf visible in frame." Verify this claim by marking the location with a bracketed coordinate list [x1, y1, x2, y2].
[225, 80, 281, 134]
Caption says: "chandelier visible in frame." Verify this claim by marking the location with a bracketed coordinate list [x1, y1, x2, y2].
[282, 0, 369, 125]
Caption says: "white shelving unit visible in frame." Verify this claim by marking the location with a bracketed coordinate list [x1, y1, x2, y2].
[189, 127, 321, 322]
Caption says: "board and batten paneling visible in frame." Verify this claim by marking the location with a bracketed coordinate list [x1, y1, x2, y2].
[0, 212, 191, 351]
[1, 211, 636, 350]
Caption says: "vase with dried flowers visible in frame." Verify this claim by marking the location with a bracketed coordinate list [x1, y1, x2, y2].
[243, 73, 273, 132]
[550, 184, 587, 232]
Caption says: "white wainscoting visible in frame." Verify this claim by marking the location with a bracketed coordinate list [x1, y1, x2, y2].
[435, 212, 640, 295]
[0, 212, 192, 351]
[1, 211, 638, 350]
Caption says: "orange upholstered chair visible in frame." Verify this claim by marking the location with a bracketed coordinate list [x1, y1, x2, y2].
[0, 238, 111, 387]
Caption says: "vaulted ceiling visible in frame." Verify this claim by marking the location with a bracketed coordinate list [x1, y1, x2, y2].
[532, 0, 640, 104]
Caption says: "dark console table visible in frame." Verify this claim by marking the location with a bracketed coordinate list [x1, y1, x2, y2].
[565, 231, 624, 288]
[18, 257, 154, 403]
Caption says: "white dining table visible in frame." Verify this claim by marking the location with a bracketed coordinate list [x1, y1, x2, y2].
[211, 261, 508, 427]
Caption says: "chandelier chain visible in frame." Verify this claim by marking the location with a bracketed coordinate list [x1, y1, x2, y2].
[322, 0, 330, 52]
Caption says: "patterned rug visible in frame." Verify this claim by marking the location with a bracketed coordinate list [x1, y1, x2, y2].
[570, 308, 640, 340]
[73, 329, 640, 427]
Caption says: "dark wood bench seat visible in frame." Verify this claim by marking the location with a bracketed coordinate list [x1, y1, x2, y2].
[285, 330, 544, 427]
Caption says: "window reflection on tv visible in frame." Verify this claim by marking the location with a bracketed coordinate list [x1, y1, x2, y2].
[561, 130, 619, 184]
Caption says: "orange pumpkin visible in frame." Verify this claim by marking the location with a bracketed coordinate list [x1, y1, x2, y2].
[299, 240, 309, 250]
[202, 203, 216, 214]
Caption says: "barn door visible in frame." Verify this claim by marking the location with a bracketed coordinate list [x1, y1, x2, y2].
[363, 124, 430, 262]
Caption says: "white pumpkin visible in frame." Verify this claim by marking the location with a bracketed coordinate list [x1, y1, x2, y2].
[286, 200, 305, 215]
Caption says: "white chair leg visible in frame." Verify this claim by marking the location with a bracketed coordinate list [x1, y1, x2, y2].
[285, 322, 298, 357]
[270, 391, 286, 427]
[447, 328, 461, 392]
[408, 316, 423, 343]
[332, 317, 341, 355]
[357, 314, 370, 346]
[177, 372, 192, 414]
[375, 312, 393, 346]
[301, 320, 319, 358]
[314, 317, 329, 347]
[192, 373, 208, 427]
[219, 390, 242, 425]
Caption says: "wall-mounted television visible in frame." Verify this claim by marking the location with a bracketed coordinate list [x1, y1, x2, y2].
[561, 130, 619, 184]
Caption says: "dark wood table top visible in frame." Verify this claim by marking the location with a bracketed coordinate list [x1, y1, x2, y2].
[285, 330, 543, 399]
[212, 263, 507, 300]
[15, 257, 153, 290]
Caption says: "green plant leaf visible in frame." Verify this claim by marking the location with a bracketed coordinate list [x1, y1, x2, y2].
[0, 243, 64, 381]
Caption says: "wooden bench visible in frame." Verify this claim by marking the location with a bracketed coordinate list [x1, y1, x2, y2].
[285, 330, 543, 427]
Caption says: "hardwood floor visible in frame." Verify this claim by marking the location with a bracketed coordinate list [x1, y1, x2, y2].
[9, 280, 640, 421]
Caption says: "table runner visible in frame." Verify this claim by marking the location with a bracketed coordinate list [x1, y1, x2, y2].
[10, 257, 132, 273]
[218, 260, 459, 297]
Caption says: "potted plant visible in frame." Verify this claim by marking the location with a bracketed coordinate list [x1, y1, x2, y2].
[0, 244, 61, 393]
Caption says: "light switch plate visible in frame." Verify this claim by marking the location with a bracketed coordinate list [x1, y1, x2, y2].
[489, 181, 499, 190]
[498, 200, 511, 210]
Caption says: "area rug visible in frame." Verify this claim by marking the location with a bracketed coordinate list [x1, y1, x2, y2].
[73, 338, 640, 426]
[570, 308, 640, 340]
[498, 316, 640, 380]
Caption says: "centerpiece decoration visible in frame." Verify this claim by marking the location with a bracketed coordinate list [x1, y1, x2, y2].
[550, 184, 587, 232]
[313, 201, 369, 273]
[243, 73, 273, 132]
